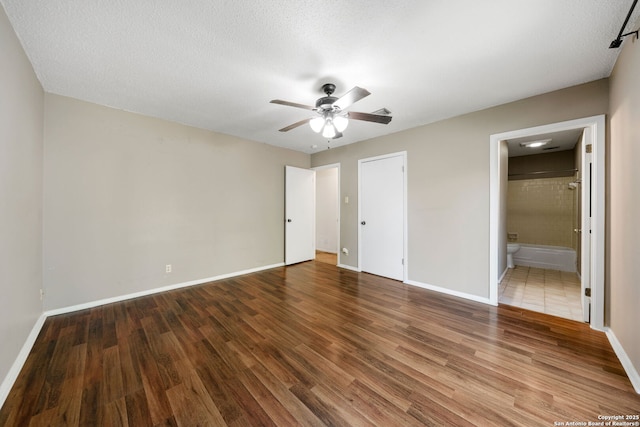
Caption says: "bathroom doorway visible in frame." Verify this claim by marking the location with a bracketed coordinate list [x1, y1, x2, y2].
[489, 115, 605, 330]
[501, 129, 584, 321]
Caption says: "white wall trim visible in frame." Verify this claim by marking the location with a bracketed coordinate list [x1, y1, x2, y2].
[498, 267, 509, 284]
[605, 328, 640, 394]
[337, 263, 361, 272]
[405, 279, 494, 306]
[0, 313, 48, 410]
[46, 263, 285, 317]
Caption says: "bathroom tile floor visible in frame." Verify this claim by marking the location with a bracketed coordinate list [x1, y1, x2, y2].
[499, 266, 584, 322]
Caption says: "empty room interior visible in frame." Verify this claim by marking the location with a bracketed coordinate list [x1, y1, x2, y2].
[1, 1, 640, 425]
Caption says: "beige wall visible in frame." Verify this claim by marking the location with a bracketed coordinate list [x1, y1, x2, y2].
[0, 6, 44, 389]
[43, 94, 309, 310]
[312, 80, 608, 299]
[609, 35, 640, 385]
[507, 176, 577, 249]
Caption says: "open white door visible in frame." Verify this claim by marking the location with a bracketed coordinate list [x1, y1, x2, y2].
[581, 129, 592, 323]
[285, 166, 316, 265]
[359, 153, 406, 281]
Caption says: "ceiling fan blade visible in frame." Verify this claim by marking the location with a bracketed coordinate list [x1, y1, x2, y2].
[334, 86, 371, 110]
[348, 111, 393, 124]
[278, 118, 311, 132]
[270, 99, 315, 110]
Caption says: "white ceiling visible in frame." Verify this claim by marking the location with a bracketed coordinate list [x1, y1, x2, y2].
[2, 1, 638, 154]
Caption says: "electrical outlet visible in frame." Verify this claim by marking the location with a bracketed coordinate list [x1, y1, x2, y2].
[342, 248, 349, 256]
[165, 264, 172, 273]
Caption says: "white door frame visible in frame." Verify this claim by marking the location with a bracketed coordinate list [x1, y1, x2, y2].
[358, 151, 408, 282]
[489, 115, 605, 330]
[312, 163, 341, 264]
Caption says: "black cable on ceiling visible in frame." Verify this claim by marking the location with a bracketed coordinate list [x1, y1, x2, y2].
[609, 0, 639, 48]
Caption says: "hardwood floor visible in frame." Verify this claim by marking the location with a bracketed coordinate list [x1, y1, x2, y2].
[315, 250, 337, 265]
[1, 261, 638, 426]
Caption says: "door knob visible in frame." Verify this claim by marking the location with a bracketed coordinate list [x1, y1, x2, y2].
[361, 221, 366, 225]
[287, 219, 292, 223]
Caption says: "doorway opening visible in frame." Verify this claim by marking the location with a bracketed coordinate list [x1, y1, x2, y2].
[490, 115, 605, 330]
[314, 164, 340, 266]
[500, 129, 584, 322]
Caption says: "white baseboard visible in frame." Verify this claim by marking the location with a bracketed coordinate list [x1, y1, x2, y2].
[316, 249, 338, 254]
[498, 267, 508, 283]
[45, 263, 284, 317]
[0, 262, 284, 410]
[404, 279, 493, 306]
[334, 269, 494, 306]
[0, 312, 47, 410]
[605, 327, 640, 394]
[337, 263, 360, 272]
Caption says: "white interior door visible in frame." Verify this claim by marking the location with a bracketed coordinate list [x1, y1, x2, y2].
[359, 153, 405, 281]
[285, 166, 316, 265]
[581, 130, 592, 323]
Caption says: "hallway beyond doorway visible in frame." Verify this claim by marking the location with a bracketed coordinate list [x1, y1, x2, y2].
[315, 250, 337, 265]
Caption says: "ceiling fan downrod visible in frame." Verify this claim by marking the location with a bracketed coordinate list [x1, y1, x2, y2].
[316, 84, 339, 110]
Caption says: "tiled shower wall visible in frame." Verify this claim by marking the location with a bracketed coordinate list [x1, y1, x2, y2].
[507, 176, 578, 249]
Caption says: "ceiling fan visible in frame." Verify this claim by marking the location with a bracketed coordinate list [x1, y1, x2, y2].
[270, 83, 392, 139]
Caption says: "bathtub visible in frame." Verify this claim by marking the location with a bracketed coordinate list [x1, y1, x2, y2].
[512, 244, 576, 272]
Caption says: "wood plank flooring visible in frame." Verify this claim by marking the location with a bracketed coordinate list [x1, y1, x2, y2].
[1, 261, 638, 426]
[315, 251, 337, 266]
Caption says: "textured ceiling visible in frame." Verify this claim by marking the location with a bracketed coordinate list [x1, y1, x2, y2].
[2, 1, 638, 153]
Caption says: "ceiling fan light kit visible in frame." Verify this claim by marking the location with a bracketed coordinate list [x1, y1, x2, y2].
[309, 116, 325, 132]
[332, 115, 349, 132]
[270, 83, 392, 140]
[322, 123, 337, 139]
[309, 111, 348, 137]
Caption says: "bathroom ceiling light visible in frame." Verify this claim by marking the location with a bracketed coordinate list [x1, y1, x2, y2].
[520, 139, 552, 148]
